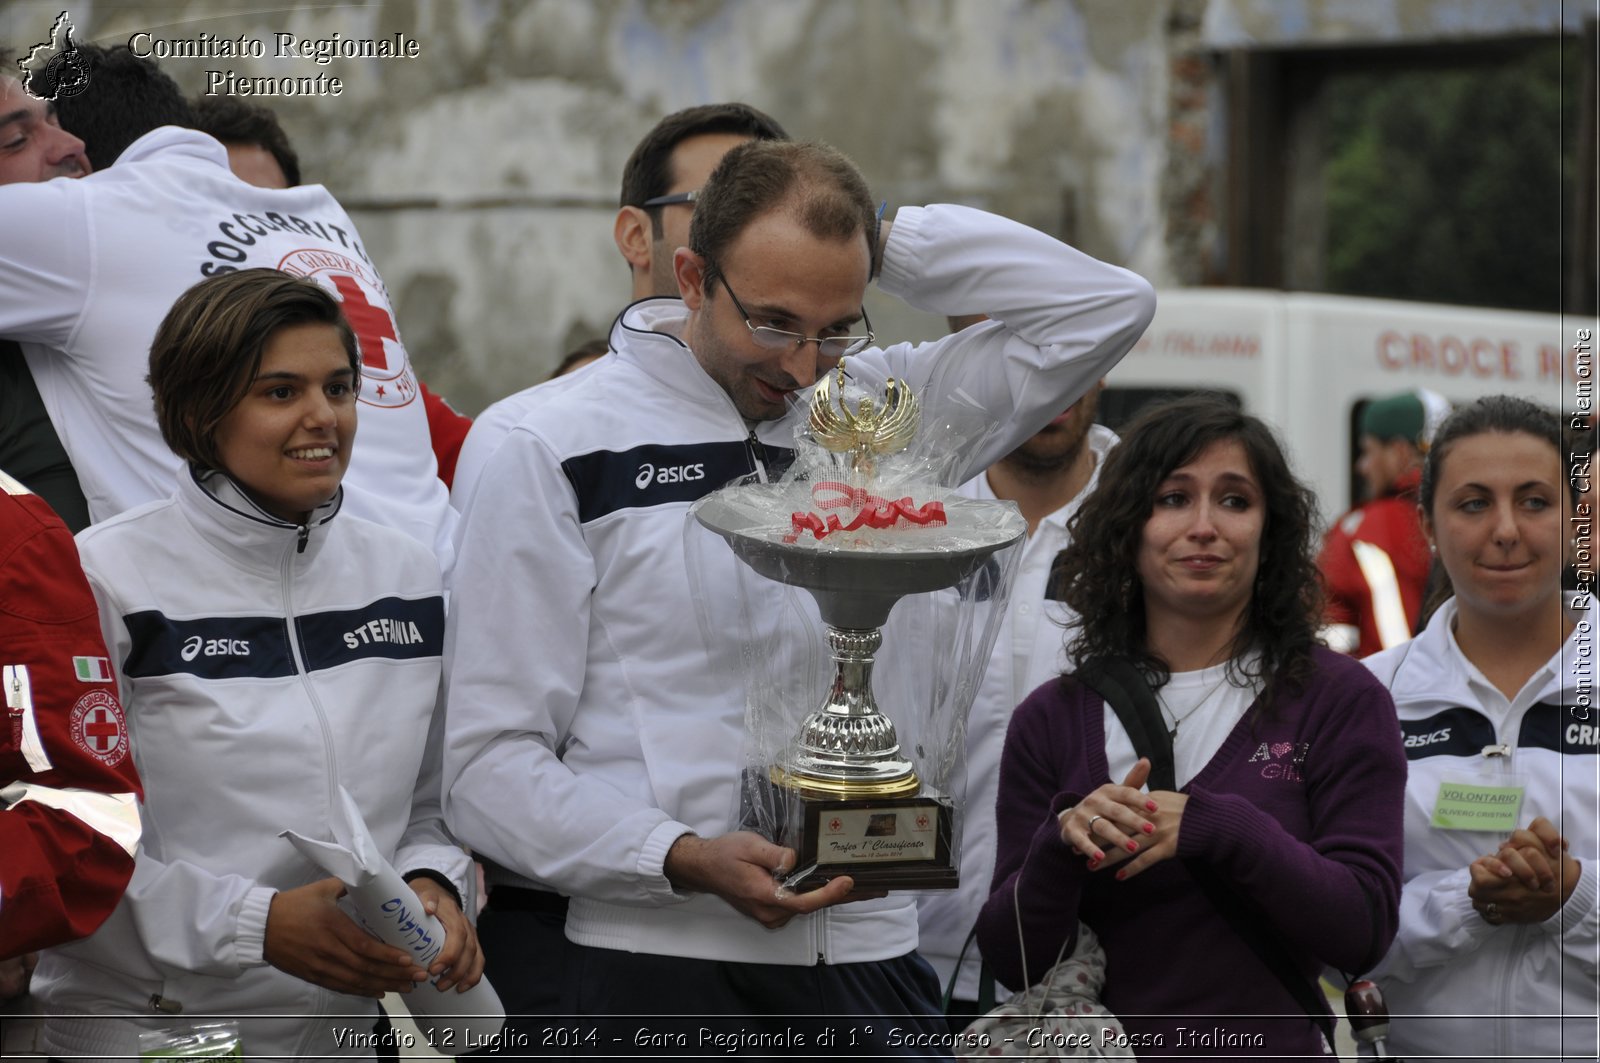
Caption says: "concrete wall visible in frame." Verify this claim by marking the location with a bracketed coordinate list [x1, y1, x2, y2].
[1, 0, 1579, 413]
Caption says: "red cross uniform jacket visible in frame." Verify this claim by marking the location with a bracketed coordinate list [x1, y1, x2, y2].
[0, 470, 141, 956]
[1319, 467, 1431, 658]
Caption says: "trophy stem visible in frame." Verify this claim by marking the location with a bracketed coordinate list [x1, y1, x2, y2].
[824, 626, 882, 718]
[775, 625, 920, 798]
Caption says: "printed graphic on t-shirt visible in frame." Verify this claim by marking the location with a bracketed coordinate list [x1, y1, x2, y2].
[279, 249, 418, 409]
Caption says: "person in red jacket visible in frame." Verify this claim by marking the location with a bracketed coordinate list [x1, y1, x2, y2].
[1319, 390, 1448, 657]
[1, 469, 141, 966]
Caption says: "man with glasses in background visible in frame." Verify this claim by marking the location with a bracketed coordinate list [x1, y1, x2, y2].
[442, 138, 1154, 1051]
[612, 103, 789, 305]
[450, 102, 788, 510]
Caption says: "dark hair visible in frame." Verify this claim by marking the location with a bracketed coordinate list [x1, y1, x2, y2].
[148, 269, 358, 471]
[53, 45, 193, 171]
[1416, 395, 1567, 622]
[547, 338, 609, 381]
[189, 96, 301, 186]
[619, 102, 788, 210]
[688, 139, 880, 291]
[1052, 396, 1323, 711]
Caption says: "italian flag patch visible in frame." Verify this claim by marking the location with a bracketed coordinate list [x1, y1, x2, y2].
[73, 656, 113, 683]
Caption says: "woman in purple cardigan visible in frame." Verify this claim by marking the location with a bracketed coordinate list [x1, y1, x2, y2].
[976, 397, 1406, 1057]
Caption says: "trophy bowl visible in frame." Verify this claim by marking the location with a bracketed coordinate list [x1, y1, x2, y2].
[693, 488, 1026, 891]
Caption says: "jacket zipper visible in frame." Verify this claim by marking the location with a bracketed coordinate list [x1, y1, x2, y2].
[1496, 925, 1526, 1058]
[742, 413, 813, 958]
[278, 532, 339, 805]
[280, 530, 341, 1032]
[746, 428, 772, 483]
[1477, 716, 1516, 1059]
[5, 665, 51, 771]
[728, 390, 825, 960]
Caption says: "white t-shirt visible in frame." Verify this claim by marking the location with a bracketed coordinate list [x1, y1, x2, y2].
[1105, 654, 1264, 788]
[0, 127, 456, 571]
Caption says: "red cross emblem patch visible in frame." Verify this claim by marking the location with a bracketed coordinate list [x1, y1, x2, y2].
[277, 251, 418, 410]
[70, 689, 128, 767]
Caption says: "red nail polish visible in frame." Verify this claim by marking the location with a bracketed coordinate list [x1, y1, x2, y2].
[1115, 869, 1127, 881]
[1142, 823, 1155, 835]
[1145, 800, 1159, 812]
[1125, 840, 1139, 853]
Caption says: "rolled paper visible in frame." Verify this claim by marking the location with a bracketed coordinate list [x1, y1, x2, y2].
[280, 787, 504, 1045]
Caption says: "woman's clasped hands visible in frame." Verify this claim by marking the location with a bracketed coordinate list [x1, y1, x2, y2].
[1468, 816, 1580, 926]
[1058, 757, 1190, 880]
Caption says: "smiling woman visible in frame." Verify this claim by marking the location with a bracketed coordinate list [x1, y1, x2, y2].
[977, 396, 1407, 1058]
[1363, 396, 1597, 1063]
[211, 321, 357, 524]
[35, 269, 484, 1061]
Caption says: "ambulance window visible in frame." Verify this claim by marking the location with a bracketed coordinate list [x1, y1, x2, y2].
[1098, 387, 1242, 434]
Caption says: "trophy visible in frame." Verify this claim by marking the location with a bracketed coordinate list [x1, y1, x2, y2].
[692, 366, 1025, 891]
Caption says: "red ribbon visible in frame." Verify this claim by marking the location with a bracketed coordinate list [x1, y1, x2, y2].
[783, 480, 947, 542]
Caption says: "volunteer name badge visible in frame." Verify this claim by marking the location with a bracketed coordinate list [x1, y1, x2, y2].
[1431, 780, 1525, 832]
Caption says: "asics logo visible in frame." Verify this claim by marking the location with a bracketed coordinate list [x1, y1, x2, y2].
[1404, 727, 1451, 749]
[180, 635, 251, 661]
[635, 462, 706, 489]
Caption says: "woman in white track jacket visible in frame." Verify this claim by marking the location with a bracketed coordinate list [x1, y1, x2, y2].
[1364, 396, 1597, 1063]
[33, 270, 479, 1062]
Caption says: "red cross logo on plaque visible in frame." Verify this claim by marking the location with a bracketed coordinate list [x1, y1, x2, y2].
[916, 813, 930, 830]
[828, 817, 843, 833]
[70, 689, 128, 766]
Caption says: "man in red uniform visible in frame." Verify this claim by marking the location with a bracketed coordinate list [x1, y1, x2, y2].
[1, 469, 141, 965]
[1319, 390, 1447, 657]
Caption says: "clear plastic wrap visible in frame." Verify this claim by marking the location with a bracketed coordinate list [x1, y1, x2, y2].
[685, 368, 1026, 892]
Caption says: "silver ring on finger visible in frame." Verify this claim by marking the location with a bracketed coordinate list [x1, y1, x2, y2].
[1086, 814, 1103, 833]
[1484, 901, 1503, 924]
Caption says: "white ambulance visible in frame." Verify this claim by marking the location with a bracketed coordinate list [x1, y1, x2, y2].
[1102, 289, 1594, 520]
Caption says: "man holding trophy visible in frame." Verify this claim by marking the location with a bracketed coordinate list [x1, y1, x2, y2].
[442, 139, 1154, 1050]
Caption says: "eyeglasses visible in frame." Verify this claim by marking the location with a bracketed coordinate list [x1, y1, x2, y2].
[639, 190, 698, 209]
[712, 269, 874, 360]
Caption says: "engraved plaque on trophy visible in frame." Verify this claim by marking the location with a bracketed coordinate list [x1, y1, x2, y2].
[693, 366, 1025, 891]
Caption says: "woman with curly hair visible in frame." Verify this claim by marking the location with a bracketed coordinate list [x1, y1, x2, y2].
[976, 395, 1406, 1056]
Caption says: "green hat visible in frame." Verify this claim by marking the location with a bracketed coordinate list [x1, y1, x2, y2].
[1360, 393, 1426, 445]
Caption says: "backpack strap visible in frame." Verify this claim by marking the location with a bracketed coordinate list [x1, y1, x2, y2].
[941, 924, 1000, 1018]
[1075, 656, 1175, 790]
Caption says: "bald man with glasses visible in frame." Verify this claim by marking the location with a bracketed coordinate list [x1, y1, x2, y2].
[442, 138, 1154, 1052]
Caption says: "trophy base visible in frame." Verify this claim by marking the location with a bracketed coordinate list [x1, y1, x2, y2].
[742, 770, 957, 893]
